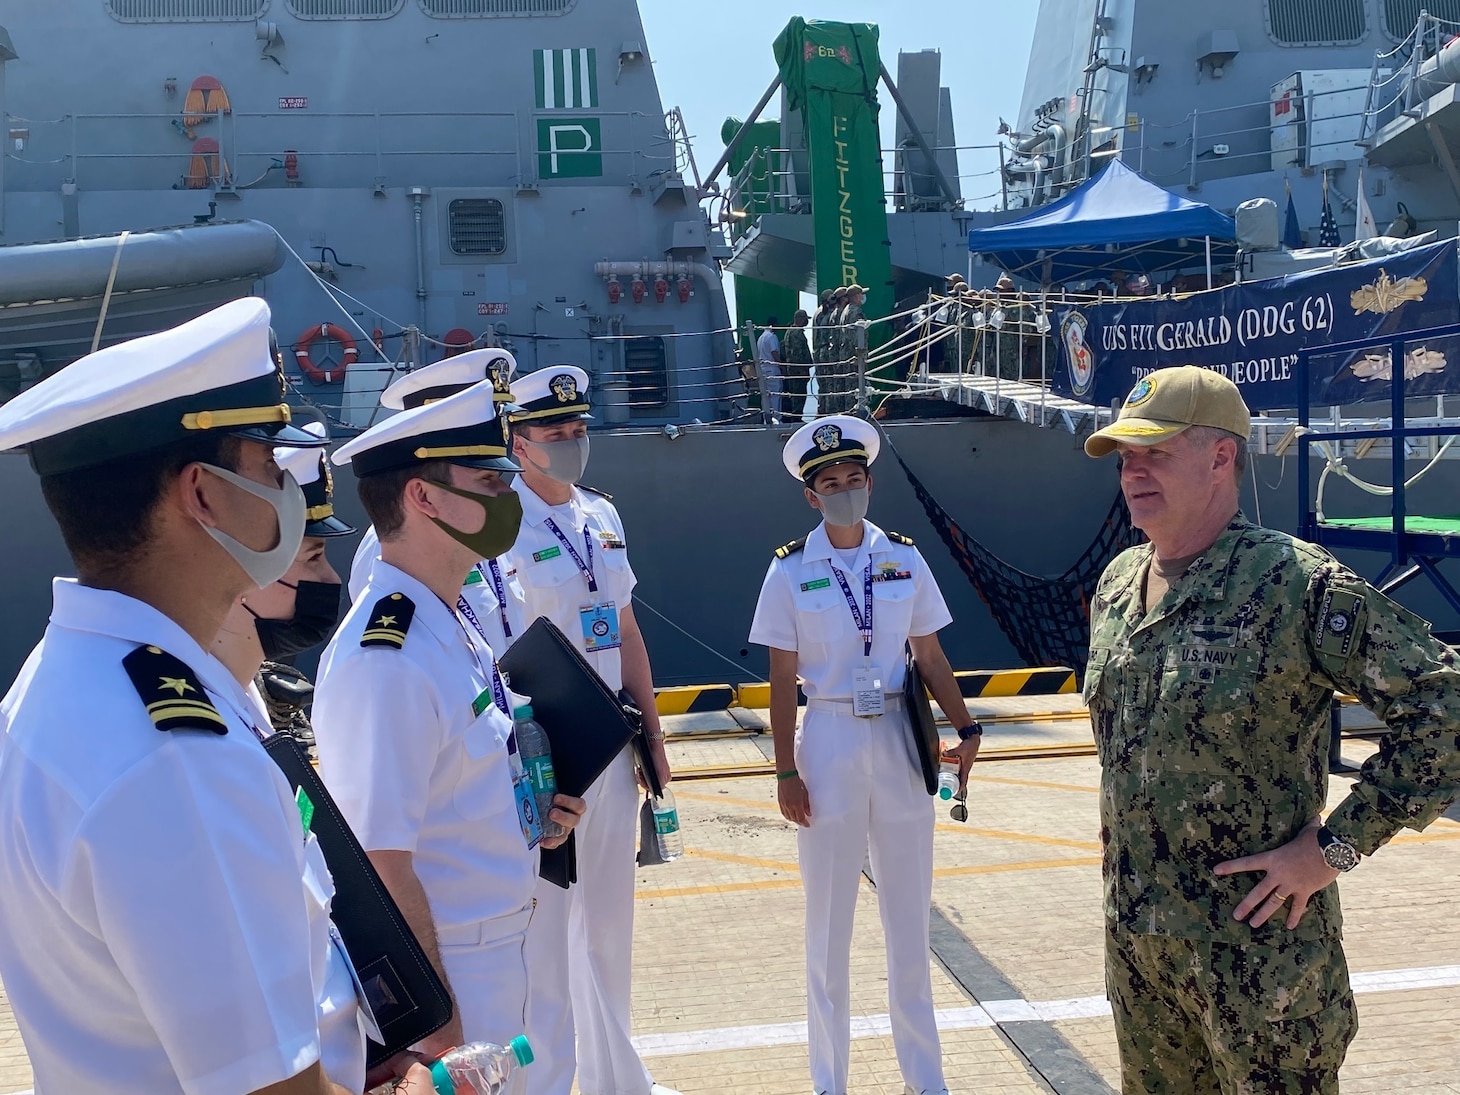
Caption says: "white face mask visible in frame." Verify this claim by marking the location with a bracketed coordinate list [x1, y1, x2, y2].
[814, 485, 869, 528]
[522, 435, 590, 484]
[198, 464, 307, 589]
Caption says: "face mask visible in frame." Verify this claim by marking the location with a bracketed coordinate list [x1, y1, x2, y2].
[247, 580, 342, 661]
[522, 435, 590, 484]
[429, 480, 524, 560]
[815, 485, 870, 528]
[199, 464, 306, 589]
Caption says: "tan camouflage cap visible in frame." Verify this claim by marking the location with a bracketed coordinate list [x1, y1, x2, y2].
[1084, 365, 1250, 458]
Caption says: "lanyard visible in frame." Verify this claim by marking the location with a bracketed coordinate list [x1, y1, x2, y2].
[456, 595, 512, 717]
[544, 517, 598, 595]
[482, 559, 513, 640]
[830, 563, 874, 658]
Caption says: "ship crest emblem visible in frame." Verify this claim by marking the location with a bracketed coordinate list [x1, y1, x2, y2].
[1125, 377, 1156, 407]
[1061, 311, 1095, 397]
[813, 423, 843, 452]
[1351, 269, 1428, 316]
[550, 373, 578, 403]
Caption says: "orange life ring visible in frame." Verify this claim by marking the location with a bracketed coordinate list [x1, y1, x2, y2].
[294, 323, 358, 384]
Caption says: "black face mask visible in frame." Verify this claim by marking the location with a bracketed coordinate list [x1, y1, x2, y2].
[246, 580, 343, 661]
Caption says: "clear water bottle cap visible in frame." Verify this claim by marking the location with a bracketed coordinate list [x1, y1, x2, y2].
[513, 704, 534, 720]
[511, 1034, 535, 1066]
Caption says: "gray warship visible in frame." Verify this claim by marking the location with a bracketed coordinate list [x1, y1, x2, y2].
[1, 0, 1459, 687]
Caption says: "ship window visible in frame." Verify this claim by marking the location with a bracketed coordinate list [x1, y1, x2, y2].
[287, 0, 404, 16]
[448, 199, 507, 256]
[418, 0, 575, 16]
[1383, 0, 1460, 39]
[1264, 0, 1367, 45]
[106, 0, 266, 19]
[623, 337, 668, 408]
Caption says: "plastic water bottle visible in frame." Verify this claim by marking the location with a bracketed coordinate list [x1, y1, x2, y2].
[937, 753, 960, 801]
[652, 786, 683, 861]
[513, 706, 564, 841]
[430, 1035, 534, 1095]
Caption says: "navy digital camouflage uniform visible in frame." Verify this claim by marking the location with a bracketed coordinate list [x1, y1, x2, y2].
[1085, 515, 1460, 1094]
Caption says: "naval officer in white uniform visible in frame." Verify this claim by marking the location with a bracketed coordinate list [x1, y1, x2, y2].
[506, 366, 676, 1095]
[0, 299, 432, 1095]
[313, 380, 584, 1078]
[749, 414, 981, 1095]
[349, 349, 527, 656]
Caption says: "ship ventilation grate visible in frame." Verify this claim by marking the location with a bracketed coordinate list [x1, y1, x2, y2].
[888, 440, 1140, 676]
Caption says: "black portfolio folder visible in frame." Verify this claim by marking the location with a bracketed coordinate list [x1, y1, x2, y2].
[264, 733, 453, 1069]
[497, 617, 646, 888]
[903, 650, 941, 796]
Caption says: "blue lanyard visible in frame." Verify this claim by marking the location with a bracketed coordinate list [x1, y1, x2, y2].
[482, 559, 513, 639]
[544, 517, 598, 595]
[830, 563, 874, 658]
[456, 595, 511, 716]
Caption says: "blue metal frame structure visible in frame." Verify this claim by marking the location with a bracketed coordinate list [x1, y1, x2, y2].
[1297, 321, 1460, 617]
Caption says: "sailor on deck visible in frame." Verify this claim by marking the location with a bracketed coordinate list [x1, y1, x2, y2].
[350, 348, 527, 656]
[313, 381, 584, 1076]
[0, 299, 431, 1095]
[506, 365, 678, 1095]
[749, 414, 981, 1095]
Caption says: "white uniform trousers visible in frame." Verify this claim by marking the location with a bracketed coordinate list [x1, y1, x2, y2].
[524, 748, 650, 1095]
[439, 905, 535, 1095]
[796, 701, 944, 1095]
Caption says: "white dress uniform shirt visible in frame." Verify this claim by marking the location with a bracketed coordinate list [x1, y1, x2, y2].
[507, 478, 636, 691]
[749, 520, 952, 694]
[0, 580, 363, 1095]
[350, 525, 527, 656]
[314, 559, 536, 932]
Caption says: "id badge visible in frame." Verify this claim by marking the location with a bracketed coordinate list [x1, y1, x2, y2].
[580, 601, 622, 652]
[329, 921, 385, 1044]
[512, 770, 544, 850]
[852, 663, 885, 718]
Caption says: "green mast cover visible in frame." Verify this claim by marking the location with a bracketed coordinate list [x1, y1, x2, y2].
[773, 18, 893, 347]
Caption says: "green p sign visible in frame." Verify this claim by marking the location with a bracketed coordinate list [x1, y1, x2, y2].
[537, 118, 602, 179]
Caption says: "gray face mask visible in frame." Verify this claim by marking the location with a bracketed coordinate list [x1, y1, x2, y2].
[815, 485, 869, 528]
[198, 464, 307, 589]
[522, 435, 590, 484]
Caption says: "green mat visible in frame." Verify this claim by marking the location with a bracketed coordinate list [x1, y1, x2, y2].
[1322, 514, 1460, 535]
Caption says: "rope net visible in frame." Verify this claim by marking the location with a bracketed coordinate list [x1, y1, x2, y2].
[888, 442, 1142, 673]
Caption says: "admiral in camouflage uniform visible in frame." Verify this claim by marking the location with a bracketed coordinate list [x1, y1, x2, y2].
[1084, 365, 1460, 1095]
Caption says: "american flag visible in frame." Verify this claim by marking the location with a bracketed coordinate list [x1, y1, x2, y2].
[1319, 174, 1341, 247]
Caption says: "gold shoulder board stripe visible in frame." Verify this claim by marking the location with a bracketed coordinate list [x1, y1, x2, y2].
[360, 592, 417, 649]
[122, 645, 228, 735]
[774, 537, 807, 559]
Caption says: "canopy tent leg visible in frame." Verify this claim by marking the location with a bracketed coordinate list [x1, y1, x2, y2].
[1205, 236, 1212, 289]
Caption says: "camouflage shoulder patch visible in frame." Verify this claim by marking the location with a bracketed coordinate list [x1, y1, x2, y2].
[578, 484, 614, 501]
[122, 645, 227, 735]
[360, 592, 416, 649]
[774, 537, 807, 560]
[885, 530, 915, 546]
[1315, 586, 1366, 660]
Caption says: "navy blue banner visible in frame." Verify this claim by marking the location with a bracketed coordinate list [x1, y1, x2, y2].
[1053, 239, 1460, 410]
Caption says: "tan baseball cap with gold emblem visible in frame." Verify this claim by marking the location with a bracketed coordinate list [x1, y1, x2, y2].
[1084, 365, 1251, 458]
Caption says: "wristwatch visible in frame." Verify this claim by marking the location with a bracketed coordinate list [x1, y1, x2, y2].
[957, 721, 983, 741]
[1317, 825, 1360, 872]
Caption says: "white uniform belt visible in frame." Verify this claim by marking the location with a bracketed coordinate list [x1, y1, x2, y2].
[436, 904, 534, 947]
[806, 694, 906, 718]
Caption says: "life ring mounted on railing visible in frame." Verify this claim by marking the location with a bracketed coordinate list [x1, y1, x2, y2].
[294, 323, 358, 384]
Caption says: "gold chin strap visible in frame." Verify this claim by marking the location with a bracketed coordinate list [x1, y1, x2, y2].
[509, 403, 589, 422]
[412, 444, 508, 460]
[306, 503, 335, 521]
[181, 403, 293, 431]
[799, 448, 869, 478]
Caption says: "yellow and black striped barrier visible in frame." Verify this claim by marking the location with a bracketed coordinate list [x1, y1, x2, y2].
[653, 684, 737, 716]
[955, 667, 1077, 699]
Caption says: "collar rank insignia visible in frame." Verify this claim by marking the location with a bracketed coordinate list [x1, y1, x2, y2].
[550, 373, 578, 403]
[813, 423, 842, 451]
[122, 645, 227, 735]
[361, 592, 416, 648]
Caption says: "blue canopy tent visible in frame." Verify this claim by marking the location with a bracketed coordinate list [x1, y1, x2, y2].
[967, 160, 1238, 286]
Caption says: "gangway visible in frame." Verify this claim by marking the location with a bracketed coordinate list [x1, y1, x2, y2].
[1297, 322, 1460, 620]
